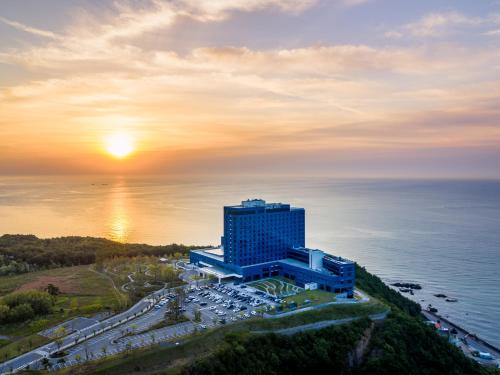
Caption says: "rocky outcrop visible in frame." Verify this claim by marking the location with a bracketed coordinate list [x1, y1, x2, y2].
[346, 322, 375, 370]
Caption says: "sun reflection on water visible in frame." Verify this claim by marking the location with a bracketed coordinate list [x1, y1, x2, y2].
[107, 180, 130, 243]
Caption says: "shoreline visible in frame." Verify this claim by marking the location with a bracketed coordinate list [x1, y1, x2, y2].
[422, 309, 500, 365]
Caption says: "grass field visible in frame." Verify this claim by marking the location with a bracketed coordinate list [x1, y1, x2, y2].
[249, 277, 303, 297]
[0, 265, 127, 362]
[282, 289, 336, 308]
[247, 301, 387, 331]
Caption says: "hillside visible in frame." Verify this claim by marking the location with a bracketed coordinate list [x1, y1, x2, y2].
[0, 234, 199, 275]
[52, 265, 497, 375]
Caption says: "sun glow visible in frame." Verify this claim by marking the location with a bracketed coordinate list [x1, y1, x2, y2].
[105, 133, 135, 158]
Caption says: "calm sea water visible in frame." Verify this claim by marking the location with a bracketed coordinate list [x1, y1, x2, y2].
[0, 176, 499, 347]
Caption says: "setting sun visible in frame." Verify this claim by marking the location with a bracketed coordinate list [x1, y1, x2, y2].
[105, 133, 134, 158]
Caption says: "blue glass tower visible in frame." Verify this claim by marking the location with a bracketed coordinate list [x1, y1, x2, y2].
[222, 199, 305, 266]
[190, 198, 355, 296]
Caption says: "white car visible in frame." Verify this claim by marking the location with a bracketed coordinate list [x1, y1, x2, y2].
[251, 311, 257, 316]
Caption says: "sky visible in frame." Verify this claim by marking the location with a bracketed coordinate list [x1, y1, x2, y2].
[0, 0, 499, 178]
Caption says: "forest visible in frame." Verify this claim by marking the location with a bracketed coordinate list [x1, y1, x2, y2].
[0, 234, 200, 275]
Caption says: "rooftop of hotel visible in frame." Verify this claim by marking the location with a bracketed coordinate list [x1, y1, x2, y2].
[192, 247, 224, 261]
[292, 247, 354, 265]
[277, 257, 336, 276]
[323, 254, 355, 265]
[225, 199, 303, 211]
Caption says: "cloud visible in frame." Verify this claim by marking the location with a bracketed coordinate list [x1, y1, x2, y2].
[342, 0, 372, 7]
[0, 16, 61, 39]
[1, 1, 500, 177]
[383, 30, 403, 39]
[483, 28, 500, 36]
[406, 11, 482, 37]
[384, 10, 487, 39]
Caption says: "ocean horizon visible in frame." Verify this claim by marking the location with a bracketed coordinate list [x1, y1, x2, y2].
[1, 175, 499, 347]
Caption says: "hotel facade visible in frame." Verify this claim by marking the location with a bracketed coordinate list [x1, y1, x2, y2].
[190, 199, 355, 296]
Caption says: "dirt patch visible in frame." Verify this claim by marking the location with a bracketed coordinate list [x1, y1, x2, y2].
[15, 275, 79, 294]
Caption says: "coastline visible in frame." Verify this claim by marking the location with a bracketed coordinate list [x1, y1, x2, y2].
[422, 309, 500, 366]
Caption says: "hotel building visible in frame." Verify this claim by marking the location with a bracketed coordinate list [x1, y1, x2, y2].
[190, 199, 355, 296]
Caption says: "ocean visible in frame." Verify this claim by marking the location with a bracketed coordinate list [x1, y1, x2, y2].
[0, 176, 499, 347]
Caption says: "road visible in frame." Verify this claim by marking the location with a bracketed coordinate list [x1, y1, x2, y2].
[41, 283, 268, 372]
[0, 287, 168, 374]
[421, 310, 499, 367]
[255, 311, 389, 335]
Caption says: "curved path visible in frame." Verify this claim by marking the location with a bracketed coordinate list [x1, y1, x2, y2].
[254, 311, 389, 336]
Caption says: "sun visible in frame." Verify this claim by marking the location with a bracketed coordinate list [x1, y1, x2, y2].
[105, 133, 135, 158]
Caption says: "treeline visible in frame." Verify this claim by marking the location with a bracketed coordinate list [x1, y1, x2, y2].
[183, 319, 373, 375]
[0, 234, 201, 274]
[0, 254, 31, 276]
[0, 290, 53, 324]
[355, 264, 421, 316]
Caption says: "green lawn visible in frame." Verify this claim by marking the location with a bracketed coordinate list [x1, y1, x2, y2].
[247, 301, 388, 331]
[282, 289, 336, 307]
[0, 265, 127, 362]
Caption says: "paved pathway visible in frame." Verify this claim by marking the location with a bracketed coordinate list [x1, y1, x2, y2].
[254, 311, 389, 335]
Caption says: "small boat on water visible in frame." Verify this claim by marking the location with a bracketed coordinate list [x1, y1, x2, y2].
[445, 298, 458, 302]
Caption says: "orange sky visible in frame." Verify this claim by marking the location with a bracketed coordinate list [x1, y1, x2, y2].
[1, 0, 500, 177]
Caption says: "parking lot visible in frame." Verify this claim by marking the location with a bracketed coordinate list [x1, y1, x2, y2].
[184, 282, 278, 326]
[16, 282, 283, 373]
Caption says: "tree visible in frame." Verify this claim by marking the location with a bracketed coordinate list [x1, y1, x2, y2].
[84, 343, 90, 360]
[176, 288, 186, 307]
[54, 325, 67, 338]
[9, 303, 35, 322]
[75, 354, 81, 363]
[41, 357, 50, 369]
[70, 298, 79, 312]
[55, 338, 63, 351]
[194, 308, 201, 322]
[166, 298, 181, 322]
[45, 283, 60, 296]
[101, 345, 107, 356]
[0, 304, 10, 323]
